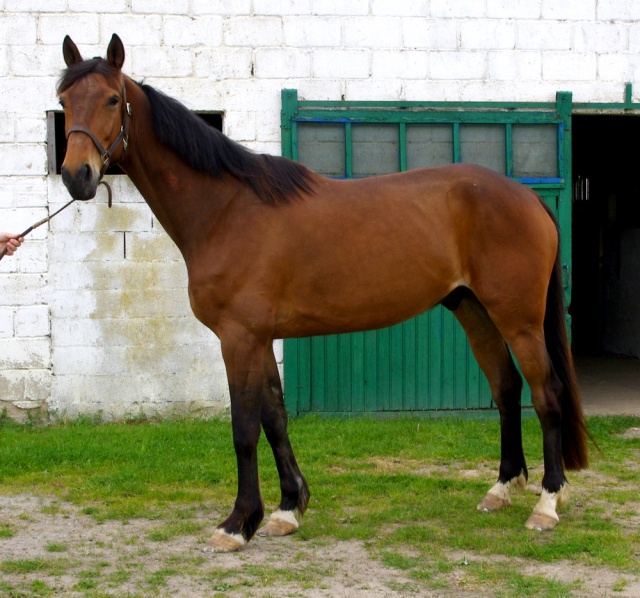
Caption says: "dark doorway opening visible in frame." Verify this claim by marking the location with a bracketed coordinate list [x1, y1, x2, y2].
[572, 115, 640, 358]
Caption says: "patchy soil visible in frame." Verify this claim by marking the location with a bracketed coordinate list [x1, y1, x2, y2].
[1, 493, 639, 597]
[0, 493, 445, 597]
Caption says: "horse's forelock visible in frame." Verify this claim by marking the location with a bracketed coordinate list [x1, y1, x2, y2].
[57, 58, 120, 94]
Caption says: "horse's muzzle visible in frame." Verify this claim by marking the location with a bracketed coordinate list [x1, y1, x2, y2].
[61, 163, 100, 201]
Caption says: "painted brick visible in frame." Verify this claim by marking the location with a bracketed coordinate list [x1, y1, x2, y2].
[0, 77, 58, 114]
[38, 14, 100, 45]
[163, 15, 223, 47]
[430, 0, 486, 18]
[542, 51, 597, 81]
[15, 305, 49, 337]
[597, 0, 640, 21]
[49, 373, 228, 418]
[629, 24, 640, 52]
[295, 78, 342, 101]
[16, 241, 47, 274]
[224, 17, 283, 47]
[194, 47, 253, 79]
[517, 20, 573, 51]
[574, 22, 628, 54]
[283, 16, 342, 47]
[487, 0, 542, 19]
[0, 45, 8, 77]
[0, 370, 51, 410]
[225, 110, 257, 142]
[345, 78, 404, 101]
[10, 45, 60, 77]
[99, 15, 164, 48]
[372, 50, 428, 80]
[52, 315, 209, 348]
[49, 232, 124, 263]
[488, 51, 542, 81]
[192, 0, 252, 15]
[49, 260, 187, 292]
[215, 79, 282, 114]
[311, 0, 369, 16]
[5, 0, 66, 12]
[68, 0, 129, 12]
[48, 203, 153, 234]
[0, 307, 13, 338]
[14, 118, 47, 144]
[461, 20, 516, 50]
[313, 48, 370, 78]
[254, 109, 281, 143]
[0, 207, 48, 240]
[130, 46, 193, 78]
[598, 53, 640, 83]
[342, 17, 404, 49]
[125, 231, 182, 262]
[254, 0, 312, 15]
[0, 177, 47, 208]
[0, 13, 37, 45]
[402, 18, 458, 50]
[52, 339, 210, 376]
[132, 0, 189, 14]
[254, 47, 312, 79]
[0, 338, 50, 370]
[542, 0, 596, 21]
[372, 0, 428, 17]
[430, 51, 487, 80]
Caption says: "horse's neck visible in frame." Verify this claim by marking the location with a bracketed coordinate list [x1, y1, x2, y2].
[120, 92, 236, 257]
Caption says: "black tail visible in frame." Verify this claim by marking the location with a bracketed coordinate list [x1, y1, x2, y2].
[542, 203, 589, 470]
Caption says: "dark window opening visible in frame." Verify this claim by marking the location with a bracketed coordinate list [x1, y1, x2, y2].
[47, 110, 223, 175]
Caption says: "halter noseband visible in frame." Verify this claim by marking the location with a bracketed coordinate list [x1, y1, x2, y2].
[66, 75, 131, 175]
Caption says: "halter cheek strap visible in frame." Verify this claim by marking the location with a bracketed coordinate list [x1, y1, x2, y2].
[66, 75, 131, 176]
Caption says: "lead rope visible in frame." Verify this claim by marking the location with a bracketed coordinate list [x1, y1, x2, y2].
[0, 181, 113, 261]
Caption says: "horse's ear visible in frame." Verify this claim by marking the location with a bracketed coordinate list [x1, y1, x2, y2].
[63, 35, 83, 66]
[106, 34, 125, 69]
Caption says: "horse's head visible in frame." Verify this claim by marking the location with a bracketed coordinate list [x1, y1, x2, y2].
[58, 34, 130, 200]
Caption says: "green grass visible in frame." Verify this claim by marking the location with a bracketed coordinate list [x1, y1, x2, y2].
[1, 414, 639, 596]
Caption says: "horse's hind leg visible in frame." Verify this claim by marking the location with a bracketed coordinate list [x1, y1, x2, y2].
[257, 344, 310, 537]
[505, 331, 570, 530]
[445, 289, 527, 511]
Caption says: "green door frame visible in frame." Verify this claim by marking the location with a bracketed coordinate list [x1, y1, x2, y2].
[281, 89, 573, 416]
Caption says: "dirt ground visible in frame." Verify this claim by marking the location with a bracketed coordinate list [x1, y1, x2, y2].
[1, 492, 640, 598]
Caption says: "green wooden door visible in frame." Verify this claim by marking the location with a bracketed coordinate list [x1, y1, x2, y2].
[282, 91, 573, 415]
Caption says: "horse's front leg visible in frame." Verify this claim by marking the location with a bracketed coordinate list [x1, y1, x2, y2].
[257, 344, 309, 537]
[203, 331, 267, 553]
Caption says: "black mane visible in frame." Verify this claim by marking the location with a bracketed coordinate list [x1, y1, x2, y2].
[58, 59, 314, 205]
[141, 84, 314, 205]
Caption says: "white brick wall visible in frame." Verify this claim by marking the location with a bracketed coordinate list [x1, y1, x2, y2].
[1, 1, 639, 419]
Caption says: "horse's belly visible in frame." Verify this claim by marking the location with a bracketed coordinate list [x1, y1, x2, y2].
[277, 261, 458, 338]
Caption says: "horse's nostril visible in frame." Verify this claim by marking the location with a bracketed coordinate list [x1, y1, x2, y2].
[61, 163, 97, 200]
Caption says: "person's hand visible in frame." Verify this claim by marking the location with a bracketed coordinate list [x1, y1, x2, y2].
[0, 232, 24, 256]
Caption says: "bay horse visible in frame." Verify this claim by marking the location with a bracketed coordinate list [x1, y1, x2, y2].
[57, 34, 588, 553]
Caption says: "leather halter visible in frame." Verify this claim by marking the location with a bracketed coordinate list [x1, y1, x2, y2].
[66, 75, 131, 175]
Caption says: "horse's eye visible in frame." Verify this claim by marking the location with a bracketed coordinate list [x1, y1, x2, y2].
[107, 96, 119, 107]
[59, 98, 66, 109]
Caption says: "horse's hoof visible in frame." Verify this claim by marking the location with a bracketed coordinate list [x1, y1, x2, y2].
[476, 474, 525, 512]
[201, 529, 246, 553]
[257, 509, 299, 537]
[477, 492, 510, 511]
[525, 512, 559, 531]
